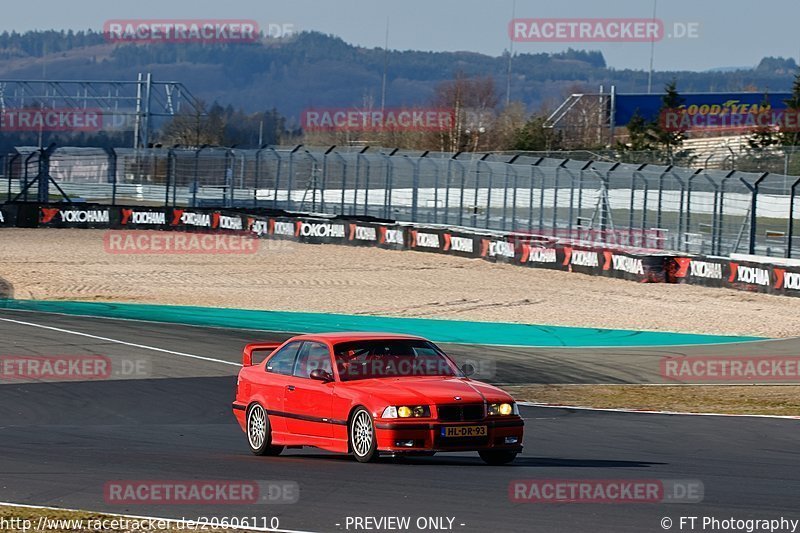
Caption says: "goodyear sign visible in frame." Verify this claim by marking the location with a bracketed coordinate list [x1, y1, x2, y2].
[614, 92, 793, 125]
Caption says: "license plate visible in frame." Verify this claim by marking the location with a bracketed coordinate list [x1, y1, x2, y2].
[441, 425, 487, 438]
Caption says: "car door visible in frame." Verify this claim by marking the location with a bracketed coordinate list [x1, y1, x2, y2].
[255, 341, 302, 434]
[283, 341, 335, 438]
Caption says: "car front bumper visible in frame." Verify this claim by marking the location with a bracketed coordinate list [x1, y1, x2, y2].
[373, 417, 524, 453]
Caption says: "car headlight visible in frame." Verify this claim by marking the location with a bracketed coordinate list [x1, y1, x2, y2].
[488, 402, 517, 416]
[381, 405, 430, 418]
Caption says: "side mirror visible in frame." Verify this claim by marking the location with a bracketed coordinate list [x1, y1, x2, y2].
[460, 363, 475, 377]
[310, 369, 334, 383]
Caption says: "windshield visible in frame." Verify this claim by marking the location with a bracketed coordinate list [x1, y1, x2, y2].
[333, 339, 458, 381]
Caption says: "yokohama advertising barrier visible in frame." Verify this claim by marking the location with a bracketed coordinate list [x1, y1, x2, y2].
[295, 218, 348, 244]
[518, 241, 562, 271]
[601, 249, 673, 283]
[672, 256, 800, 297]
[168, 208, 247, 233]
[119, 206, 170, 229]
[38, 204, 112, 228]
[0, 203, 17, 227]
[2, 201, 798, 298]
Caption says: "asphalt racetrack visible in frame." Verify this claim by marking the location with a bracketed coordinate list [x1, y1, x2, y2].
[0, 309, 798, 532]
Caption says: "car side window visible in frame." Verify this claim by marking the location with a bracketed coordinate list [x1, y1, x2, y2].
[293, 342, 333, 379]
[266, 342, 301, 375]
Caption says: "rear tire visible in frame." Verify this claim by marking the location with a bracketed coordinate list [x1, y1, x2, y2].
[350, 408, 378, 463]
[247, 403, 284, 456]
[479, 450, 517, 465]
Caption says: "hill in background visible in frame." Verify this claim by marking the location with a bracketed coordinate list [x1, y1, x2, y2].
[0, 30, 797, 125]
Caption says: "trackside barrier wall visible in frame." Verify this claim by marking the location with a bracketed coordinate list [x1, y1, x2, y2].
[1, 202, 799, 297]
[671, 256, 800, 296]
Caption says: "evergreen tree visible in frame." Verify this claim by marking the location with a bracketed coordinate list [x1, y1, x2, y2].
[654, 80, 687, 162]
[747, 94, 781, 152]
[511, 116, 562, 151]
[780, 71, 800, 147]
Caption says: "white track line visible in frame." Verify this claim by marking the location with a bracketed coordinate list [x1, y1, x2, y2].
[0, 317, 238, 367]
[519, 402, 800, 420]
[3, 316, 798, 419]
[0, 501, 321, 533]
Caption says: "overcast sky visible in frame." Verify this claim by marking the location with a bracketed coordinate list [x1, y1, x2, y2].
[2, 0, 798, 72]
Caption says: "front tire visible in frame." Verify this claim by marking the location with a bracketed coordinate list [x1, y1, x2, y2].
[479, 450, 517, 465]
[247, 403, 284, 456]
[350, 408, 378, 463]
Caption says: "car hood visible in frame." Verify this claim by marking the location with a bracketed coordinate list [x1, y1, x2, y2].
[341, 376, 512, 405]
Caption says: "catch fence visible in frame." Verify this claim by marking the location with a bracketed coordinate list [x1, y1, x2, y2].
[2, 145, 799, 258]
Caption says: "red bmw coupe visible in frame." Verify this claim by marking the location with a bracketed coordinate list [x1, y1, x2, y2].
[232, 333, 524, 464]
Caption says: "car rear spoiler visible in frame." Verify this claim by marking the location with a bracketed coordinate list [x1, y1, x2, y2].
[242, 342, 282, 367]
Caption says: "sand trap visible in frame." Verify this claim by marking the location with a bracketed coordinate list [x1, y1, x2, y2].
[0, 228, 798, 338]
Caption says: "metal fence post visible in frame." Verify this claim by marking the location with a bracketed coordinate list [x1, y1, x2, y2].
[1, 155, 5, 202]
[334, 151, 347, 215]
[37, 144, 57, 203]
[482, 154, 494, 229]
[449, 156, 466, 227]
[655, 165, 672, 231]
[6, 153, 21, 202]
[354, 147, 369, 216]
[528, 160, 544, 233]
[287, 144, 302, 212]
[429, 154, 440, 224]
[166, 147, 176, 207]
[472, 158, 481, 228]
[667, 170, 686, 250]
[630, 165, 648, 247]
[553, 160, 569, 234]
[105, 147, 117, 205]
[265, 147, 282, 209]
[741, 172, 769, 255]
[23, 152, 37, 202]
[382, 149, 398, 219]
[408, 155, 420, 222]
[683, 169, 702, 251]
[363, 151, 373, 217]
[320, 146, 337, 213]
[505, 155, 522, 232]
[254, 144, 268, 208]
[192, 145, 209, 208]
[716, 171, 735, 256]
[701, 172, 720, 256]
[788, 177, 800, 258]
[572, 161, 592, 241]
[224, 147, 237, 208]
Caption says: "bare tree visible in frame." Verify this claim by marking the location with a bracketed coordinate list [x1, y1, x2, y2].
[159, 102, 225, 147]
[428, 73, 499, 152]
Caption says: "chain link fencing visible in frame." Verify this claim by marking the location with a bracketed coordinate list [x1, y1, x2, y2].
[2, 145, 799, 258]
